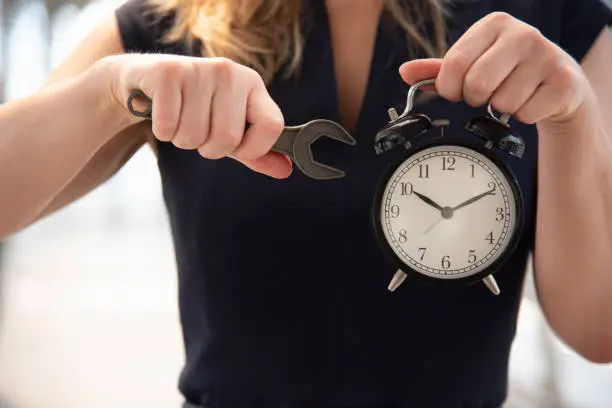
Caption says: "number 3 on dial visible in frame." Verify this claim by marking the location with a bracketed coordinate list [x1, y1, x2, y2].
[374, 143, 523, 295]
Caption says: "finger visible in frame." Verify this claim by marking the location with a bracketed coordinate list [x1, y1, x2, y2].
[512, 82, 557, 124]
[236, 151, 293, 179]
[151, 82, 183, 142]
[199, 74, 247, 160]
[462, 37, 522, 107]
[398, 58, 443, 91]
[172, 78, 213, 150]
[233, 77, 285, 161]
[436, 13, 507, 101]
[489, 59, 546, 116]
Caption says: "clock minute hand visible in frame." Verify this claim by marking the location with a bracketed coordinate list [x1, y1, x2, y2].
[451, 187, 496, 212]
[413, 191, 444, 211]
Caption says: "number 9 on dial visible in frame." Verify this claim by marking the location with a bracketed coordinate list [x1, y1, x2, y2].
[371, 78, 525, 295]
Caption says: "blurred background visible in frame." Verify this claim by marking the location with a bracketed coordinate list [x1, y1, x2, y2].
[0, 1, 611, 407]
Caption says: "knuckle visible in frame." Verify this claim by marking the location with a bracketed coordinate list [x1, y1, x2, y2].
[515, 27, 544, 55]
[223, 129, 243, 148]
[513, 27, 535, 46]
[487, 11, 513, 26]
[205, 130, 242, 159]
[552, 68, 582, 117]
[241, 65, 262, 82]
[514, 110, 535, 125]
[233, 145, 262, 161]
[174, 129, 204, 150]
[197, 144, 214, 159]
[236, 117, 284, 160]
[211, 57, 238, 82]
[464, 74, 492, 101]
[264, 114, 285, 136]
[444, 50, 470, 74]
[153, 116, 177, 142]
[198, 139, 225, 159]
[552, 64, 578, 91]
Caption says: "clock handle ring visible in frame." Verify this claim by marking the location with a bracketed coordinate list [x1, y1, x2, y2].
[487, 104, 511, 125]
[398, 77, 512, 126]
[397, 78, 437, 120]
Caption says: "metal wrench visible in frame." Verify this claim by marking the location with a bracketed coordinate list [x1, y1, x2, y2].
[127, 90, 356, 180]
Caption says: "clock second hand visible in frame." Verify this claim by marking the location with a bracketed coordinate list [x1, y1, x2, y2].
[421, 205, 454, 234]
[412, 190, 451, 234]
[423, 216, 443, 233]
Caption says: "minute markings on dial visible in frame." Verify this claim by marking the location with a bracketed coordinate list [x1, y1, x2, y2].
[381, 147, 515, 279]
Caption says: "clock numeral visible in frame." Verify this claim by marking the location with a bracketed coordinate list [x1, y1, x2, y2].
[470, 164, 475, 178]
[398, 229, 408, 243]
[418, 164, 430, 178]
[418, 247, 427, 261]
[390, 205, 400, 218]
[401, 182, 413, 196]
[488, 181, 497, 195]
[441, 255, 451, 269]
[442, 156, 456, 171]
[486, 231, 495, 245]
[495, 207, 505, 221]
[468, 250, 477, 264]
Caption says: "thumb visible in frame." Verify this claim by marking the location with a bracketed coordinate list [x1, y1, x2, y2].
[399, 58, 443, 90]
[236, 152, 293, 179]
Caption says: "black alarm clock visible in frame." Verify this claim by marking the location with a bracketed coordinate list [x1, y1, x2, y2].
[372, 78, 525, 295]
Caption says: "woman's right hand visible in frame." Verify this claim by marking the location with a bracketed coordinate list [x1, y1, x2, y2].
[102, 53, 292, 179]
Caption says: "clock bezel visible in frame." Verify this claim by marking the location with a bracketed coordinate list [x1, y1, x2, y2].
[371, 135, 526, 287]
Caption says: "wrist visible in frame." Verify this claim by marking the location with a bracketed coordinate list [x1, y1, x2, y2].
[86, 56, 142, 133]
[537, 90, 611, 185]
[539, 78, 599, 135]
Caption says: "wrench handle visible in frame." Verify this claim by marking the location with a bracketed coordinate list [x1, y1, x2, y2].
[270, 128, 300, 158]
[127, 89, 153, 119]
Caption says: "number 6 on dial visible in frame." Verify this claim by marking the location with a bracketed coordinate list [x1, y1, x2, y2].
[372, 78, 525, 295]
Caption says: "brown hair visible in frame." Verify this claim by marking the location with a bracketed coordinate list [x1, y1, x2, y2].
[151, 0, 448, 84]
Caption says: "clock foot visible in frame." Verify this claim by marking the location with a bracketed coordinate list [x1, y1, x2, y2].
[483, 275, 501, 295]
[388, 270, 407, 292]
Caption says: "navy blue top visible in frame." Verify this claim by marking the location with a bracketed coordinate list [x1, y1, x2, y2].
[116, 1, 612, 407]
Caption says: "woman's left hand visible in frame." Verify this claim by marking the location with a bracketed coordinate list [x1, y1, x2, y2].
[399, 11, 595, 127]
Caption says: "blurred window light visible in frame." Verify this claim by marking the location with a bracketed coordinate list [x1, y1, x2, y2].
[6, 0, 49, 100]
[49, 3, 80, 69]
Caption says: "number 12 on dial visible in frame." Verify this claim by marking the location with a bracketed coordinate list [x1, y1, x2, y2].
[373, 143, 524, 295]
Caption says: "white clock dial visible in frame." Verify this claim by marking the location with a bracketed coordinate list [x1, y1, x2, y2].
[380, 144, 518, 280]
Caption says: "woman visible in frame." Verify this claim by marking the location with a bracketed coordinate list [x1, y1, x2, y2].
[2, 0, 612, 406]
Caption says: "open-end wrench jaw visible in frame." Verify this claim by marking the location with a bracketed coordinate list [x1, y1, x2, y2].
[291, 119, 356, 180]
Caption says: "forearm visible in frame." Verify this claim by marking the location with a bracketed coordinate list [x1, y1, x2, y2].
[535, 98, 612, 362]
[0, 63, 132, 239]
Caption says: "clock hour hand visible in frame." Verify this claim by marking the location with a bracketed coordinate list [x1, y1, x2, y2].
[451, 186, 496, 212]
[413, 191, 444, 211]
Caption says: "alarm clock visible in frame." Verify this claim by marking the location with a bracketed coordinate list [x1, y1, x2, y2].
[372, 78, 525, 295]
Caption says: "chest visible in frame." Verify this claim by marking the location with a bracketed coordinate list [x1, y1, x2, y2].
[325, 0, 383, 134]
[154, 0, 540, 254]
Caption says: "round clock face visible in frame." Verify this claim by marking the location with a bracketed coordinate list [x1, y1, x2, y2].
[379, 144, 519, 280]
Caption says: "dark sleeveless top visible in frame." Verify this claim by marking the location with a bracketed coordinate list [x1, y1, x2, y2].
[115, 1, 612, 407]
